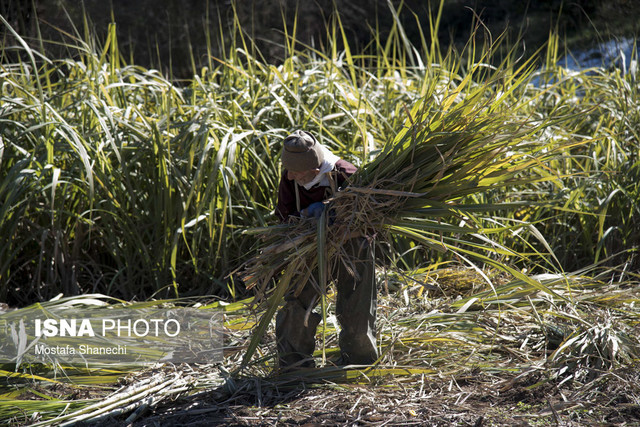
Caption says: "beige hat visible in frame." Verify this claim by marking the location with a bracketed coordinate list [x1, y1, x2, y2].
[281, 130, 324, 172]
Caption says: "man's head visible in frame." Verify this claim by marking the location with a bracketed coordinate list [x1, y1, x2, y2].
[281, 130, 324, 184]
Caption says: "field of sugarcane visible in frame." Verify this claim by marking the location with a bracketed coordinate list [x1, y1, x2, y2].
[1, 3, 640, 425]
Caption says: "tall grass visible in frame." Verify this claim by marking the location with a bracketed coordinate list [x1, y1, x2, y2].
[520, 35, 640, 270]
[0, 7, 427, 304]
[1, 5, 639, 306]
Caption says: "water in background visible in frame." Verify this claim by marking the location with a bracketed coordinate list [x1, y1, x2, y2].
[559, 37, 638, 74]
[532, 37, 638, 88]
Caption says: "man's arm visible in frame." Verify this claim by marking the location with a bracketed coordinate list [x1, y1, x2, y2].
[334, 159, 357, 187]
[275, 173, 296, 222]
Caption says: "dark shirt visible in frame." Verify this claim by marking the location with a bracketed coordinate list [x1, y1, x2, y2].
[275, 159, 357, 222]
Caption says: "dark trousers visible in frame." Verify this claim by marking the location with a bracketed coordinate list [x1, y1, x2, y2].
[275, 237, 378, 368]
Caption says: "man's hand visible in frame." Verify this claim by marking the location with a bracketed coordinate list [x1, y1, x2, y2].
[301, 202, 325, 218]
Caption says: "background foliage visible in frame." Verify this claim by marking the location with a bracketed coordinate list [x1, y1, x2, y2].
[3, 0, 640, 78]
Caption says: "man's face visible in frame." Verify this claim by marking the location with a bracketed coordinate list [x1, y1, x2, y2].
[287, 168, 320, 185]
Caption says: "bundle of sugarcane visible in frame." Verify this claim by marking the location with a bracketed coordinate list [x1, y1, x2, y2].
[237, 70, 574, 365]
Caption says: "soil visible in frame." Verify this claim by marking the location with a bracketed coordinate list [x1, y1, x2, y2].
[6, 269, 640, 426]
[68, 366, 639, 427]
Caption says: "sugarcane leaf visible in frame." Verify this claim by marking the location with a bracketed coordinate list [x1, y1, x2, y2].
[240, 262, 296, 369]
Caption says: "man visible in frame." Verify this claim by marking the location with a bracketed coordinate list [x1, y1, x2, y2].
[274, 130, 378, 369]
